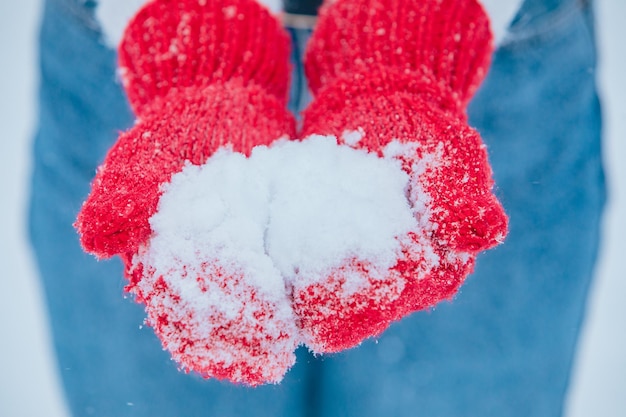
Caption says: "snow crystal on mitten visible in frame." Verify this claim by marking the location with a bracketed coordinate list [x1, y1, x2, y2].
[75, 0, 298, 385]
[296, 0, 509, 353]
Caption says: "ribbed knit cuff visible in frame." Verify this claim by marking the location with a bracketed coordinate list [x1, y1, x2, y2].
[305, 0, 493, 109]
[120, 0, 293, 116]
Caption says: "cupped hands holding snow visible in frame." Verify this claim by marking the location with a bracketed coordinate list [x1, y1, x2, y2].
[128, 134, 441, 384]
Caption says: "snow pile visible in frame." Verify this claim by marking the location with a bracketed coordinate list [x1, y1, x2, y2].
[256, 136, 416, 286]
[142, 134, 419, 295]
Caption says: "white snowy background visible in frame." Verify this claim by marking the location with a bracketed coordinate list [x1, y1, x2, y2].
[0, 1, 624, 416]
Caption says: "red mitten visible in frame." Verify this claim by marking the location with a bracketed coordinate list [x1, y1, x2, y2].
[294, 0, 508, 353]
[75, 0, 298, 385]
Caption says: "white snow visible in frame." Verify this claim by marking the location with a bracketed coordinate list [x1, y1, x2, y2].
[143, 135, 420, 296]
[341, 129, 364, 146]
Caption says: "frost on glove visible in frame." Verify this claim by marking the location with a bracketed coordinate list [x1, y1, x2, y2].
[295, 0, 509, 353]
[75, 0, 299, 385]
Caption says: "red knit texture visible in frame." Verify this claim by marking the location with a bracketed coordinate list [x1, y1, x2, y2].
[75, 0, 297, 385]
[295, 0, 508, 353]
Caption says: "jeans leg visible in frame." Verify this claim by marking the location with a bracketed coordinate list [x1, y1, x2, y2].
[286, 26, 314, 117]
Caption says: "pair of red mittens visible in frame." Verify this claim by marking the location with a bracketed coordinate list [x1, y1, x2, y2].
[75, 0, 507, 386]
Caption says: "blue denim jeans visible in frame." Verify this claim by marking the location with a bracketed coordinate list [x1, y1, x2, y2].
[29, 0, 605, 416]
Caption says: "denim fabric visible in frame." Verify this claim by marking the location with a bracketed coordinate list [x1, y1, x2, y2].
[287, 26, 313, 117]
[29, 0, 604, 416]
